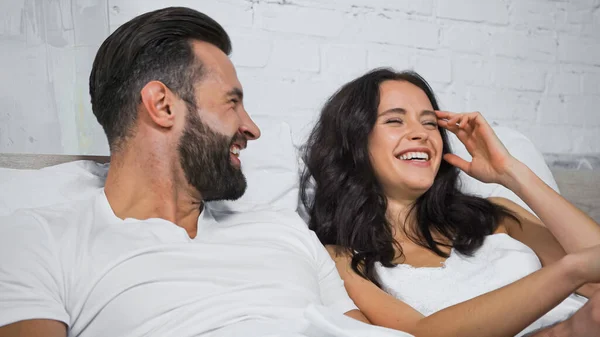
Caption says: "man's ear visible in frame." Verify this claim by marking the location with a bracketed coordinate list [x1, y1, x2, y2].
[140, 81, 176, 128]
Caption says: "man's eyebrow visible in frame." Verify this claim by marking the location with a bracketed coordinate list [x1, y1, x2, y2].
[226, 87, 244, 100]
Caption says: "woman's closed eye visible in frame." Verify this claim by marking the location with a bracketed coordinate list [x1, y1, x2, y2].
[385, 119, 403, 125]
[422, 120, 438, 128]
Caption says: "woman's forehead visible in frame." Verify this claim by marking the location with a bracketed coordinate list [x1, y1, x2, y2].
[378, 80, 433, 113]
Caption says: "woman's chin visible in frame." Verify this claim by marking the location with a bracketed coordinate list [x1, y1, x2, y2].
[385, 180, 435, 201]
[406, 180, 436, 196]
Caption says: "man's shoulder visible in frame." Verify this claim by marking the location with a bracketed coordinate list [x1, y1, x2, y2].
[0, 191, 100, 238]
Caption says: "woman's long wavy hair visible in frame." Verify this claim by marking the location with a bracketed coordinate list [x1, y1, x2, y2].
[301, 68, 518, 288]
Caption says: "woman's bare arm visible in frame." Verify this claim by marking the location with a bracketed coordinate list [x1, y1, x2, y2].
[327, 245, 599, 337]
[491, 197, 600, 298]
[500, 161, 600, 254]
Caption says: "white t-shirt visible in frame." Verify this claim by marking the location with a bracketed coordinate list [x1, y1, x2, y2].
[0, 190, 357, 337]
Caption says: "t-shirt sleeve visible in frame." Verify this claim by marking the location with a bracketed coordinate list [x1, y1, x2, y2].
[0, 212, 70, 327]
[311, 231, 358, 314]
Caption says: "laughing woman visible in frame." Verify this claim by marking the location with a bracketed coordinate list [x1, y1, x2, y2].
[301, 68, 600, 337]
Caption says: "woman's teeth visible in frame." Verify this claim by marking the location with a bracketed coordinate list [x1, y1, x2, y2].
[399, 152, 429, 161]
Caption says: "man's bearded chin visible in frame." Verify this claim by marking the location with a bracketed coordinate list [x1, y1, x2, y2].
[178, 112, 247, 202]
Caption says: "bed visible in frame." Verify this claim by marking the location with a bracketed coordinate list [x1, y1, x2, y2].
[0, 126, 598, 337]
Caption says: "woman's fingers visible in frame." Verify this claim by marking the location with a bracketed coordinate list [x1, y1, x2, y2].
[443, 153, 471, 173]
[459, 115, 469, 129]
[435, 110, 455, 120]
[437, 111, 481, 135]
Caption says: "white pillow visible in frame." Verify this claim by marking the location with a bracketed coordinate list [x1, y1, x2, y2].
[0, 118, 299, 216]
[0, 161, 107, 216]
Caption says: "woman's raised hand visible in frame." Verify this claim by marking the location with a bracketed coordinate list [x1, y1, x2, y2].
[436, 111, 517, 186]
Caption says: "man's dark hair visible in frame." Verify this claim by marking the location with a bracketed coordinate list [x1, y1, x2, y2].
[89, 6, 232, 151]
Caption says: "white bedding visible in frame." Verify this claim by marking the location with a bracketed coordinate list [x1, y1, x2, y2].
[0, 122, 559, 337]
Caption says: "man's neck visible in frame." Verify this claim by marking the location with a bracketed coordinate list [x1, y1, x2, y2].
[103, 148, 202, 239]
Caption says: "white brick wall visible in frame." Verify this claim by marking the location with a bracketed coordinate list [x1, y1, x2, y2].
[437, 0, 510, 24]
[1, 0, 600, 155]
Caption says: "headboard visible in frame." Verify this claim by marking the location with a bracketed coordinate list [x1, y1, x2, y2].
[550, 169, 600, 223]
[0, 153, 109, 170]
[1, 153, 598, 222]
